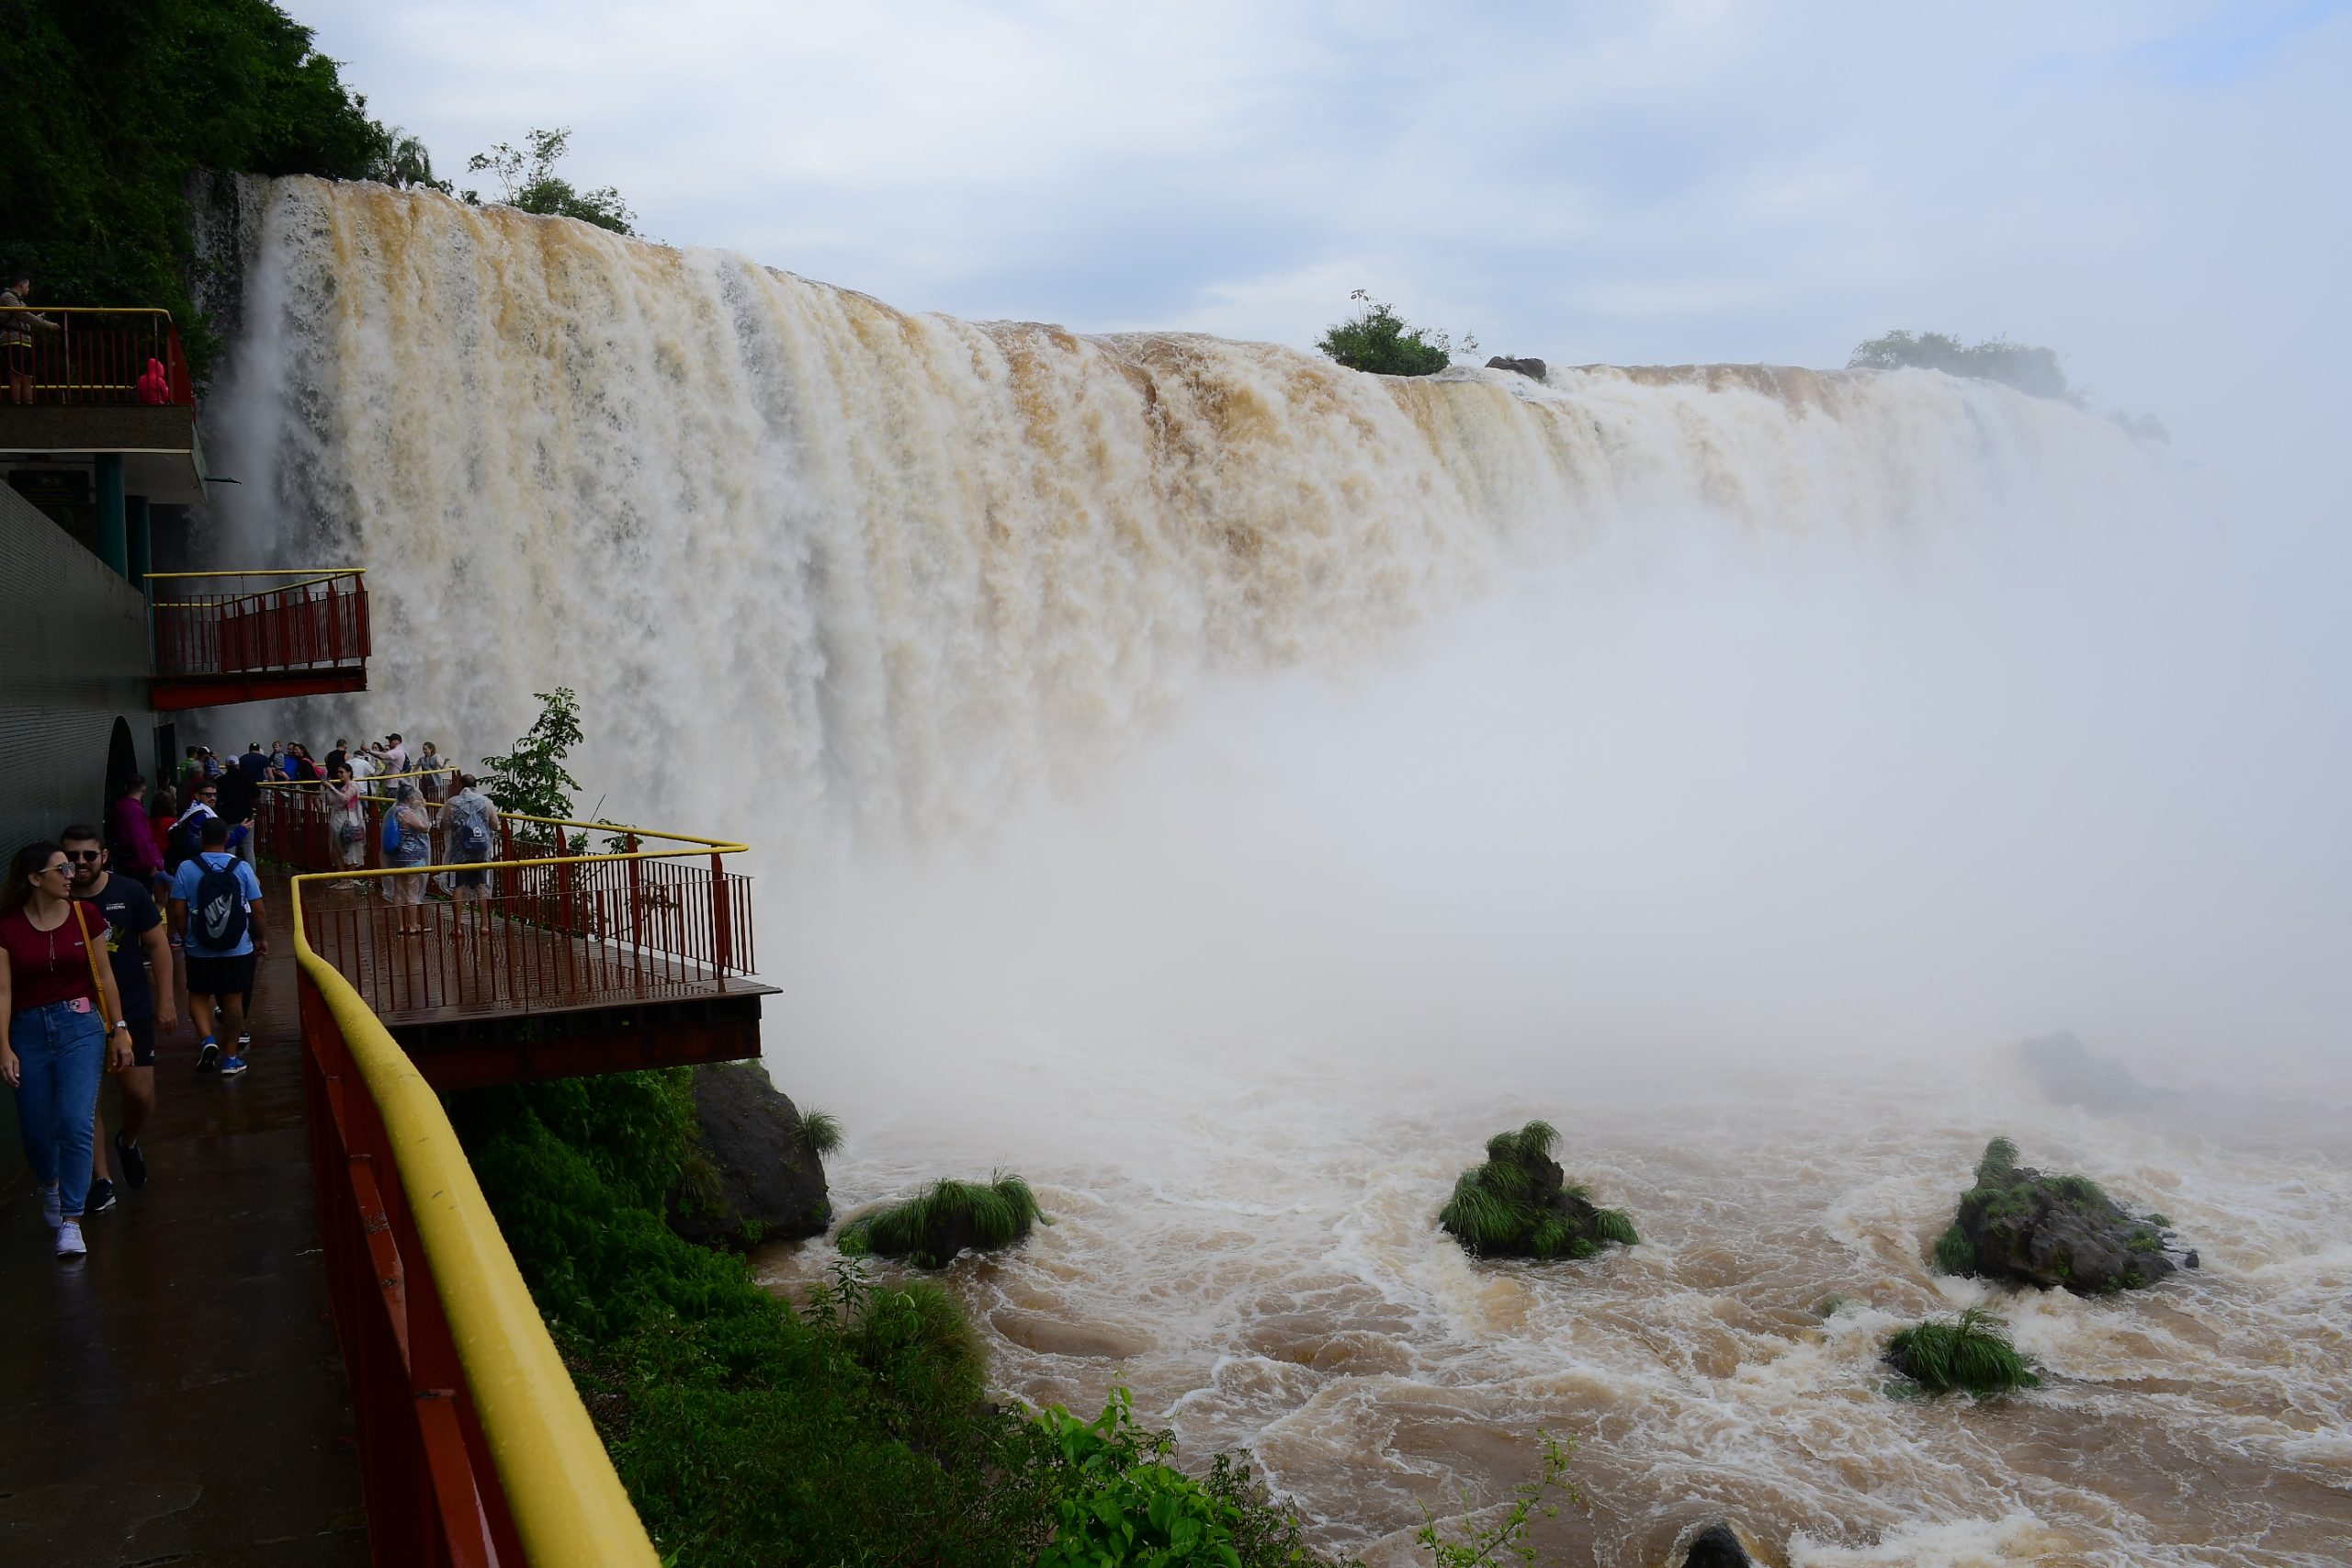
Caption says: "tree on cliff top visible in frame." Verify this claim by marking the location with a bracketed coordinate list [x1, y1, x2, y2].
[465, 127, 636, 235]
[1849, 329, 2077, 403]
[1318, 290, 1464, 377]
[0, 0, 404, 372]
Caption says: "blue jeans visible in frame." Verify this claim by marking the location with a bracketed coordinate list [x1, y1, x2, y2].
[10, 1000, 104, 1219]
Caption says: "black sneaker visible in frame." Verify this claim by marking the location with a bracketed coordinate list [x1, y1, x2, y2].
[115, 1133, 147, 1190]
[86, 1178, 118, 1215]
[196, 1039, 220, 1074]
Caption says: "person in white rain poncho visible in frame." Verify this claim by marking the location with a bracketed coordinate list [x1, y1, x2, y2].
[439, 774, 501, 909]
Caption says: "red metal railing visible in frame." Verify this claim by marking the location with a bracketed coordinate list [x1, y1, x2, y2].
[262, 786, 755, 1023]
[150, 570, 370, 678]
[0, 306, 195, 406]
[300, 971, 525, 1566]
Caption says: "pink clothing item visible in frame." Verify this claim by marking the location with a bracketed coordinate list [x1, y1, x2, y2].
[108, 795, 163, 878]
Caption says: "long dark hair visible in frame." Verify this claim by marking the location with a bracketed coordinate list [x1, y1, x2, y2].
[2, 840, 63, 919]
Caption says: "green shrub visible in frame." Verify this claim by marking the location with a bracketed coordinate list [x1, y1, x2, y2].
[1414, 1431, 1577, 1567]
[1932, 1224, 1976, 1276]
[796, 1107, 843, 1156]
[838, 1173, 1044, 1269]
[1438, 1121, 1637, 1261]
[1317, 290, 1454, 377]
[1884, 1307, 2040, 1396]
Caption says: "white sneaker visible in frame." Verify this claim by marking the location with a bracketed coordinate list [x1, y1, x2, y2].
[40, 1183, 61, 1228]
[55, 1220, 85, 1258]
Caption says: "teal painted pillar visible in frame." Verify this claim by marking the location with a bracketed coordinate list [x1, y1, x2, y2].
[126, 495, 152, 590]
[95, 454, 127, 577]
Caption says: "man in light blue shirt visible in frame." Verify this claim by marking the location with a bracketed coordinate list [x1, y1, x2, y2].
[168, 818, 268, 1077]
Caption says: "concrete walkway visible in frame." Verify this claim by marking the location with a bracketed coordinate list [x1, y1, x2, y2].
[0, 881, 367, 1565]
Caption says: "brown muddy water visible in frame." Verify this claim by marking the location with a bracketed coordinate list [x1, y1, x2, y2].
[757, 1043, 2352, 1568]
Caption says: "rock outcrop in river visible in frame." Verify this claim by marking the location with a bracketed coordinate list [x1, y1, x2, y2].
[838, 1173, 1045, 1268]
[666, 1063, 833, 1249]
[1438, 1120, 1639, 1260]
[1932, 1137, 2187, 1293]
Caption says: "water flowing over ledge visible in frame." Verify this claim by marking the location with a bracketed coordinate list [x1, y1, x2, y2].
[207, 175, 2146, 844]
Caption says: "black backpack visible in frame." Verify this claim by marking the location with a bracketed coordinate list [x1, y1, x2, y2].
[190, 856, 249, 950]
[168, 814, 206, 871]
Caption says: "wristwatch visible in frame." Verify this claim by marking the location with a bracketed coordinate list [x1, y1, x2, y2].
[111, 1021, 130, 1033]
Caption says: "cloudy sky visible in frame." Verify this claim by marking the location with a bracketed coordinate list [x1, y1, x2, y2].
[296, 0, 2347, 464]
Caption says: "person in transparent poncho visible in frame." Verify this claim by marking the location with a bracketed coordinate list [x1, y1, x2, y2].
[439, 774, 501, 915]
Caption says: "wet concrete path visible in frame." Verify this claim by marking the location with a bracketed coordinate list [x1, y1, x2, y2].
[0, 880, 367, 1565]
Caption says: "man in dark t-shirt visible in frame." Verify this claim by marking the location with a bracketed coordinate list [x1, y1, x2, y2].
[63, 823, 176, 1194]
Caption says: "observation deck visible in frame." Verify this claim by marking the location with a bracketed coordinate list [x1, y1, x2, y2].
[0, 307, 206, 507]
[259, 783, 772, 1088]
[148, 570, 373, 710]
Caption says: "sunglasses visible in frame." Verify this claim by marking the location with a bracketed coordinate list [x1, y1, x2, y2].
[63, 849, 103, 863]
[39, 862, 71, 877]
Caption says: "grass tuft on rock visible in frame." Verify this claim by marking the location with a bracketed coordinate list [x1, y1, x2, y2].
[1884, 1306, 2041, 1396]
[1933, 1223, 1977, 1276]
[797, 1106, 844, 1156]
[839, 1173, 1045, 1269]
[1438, 1120, 1638, 1262]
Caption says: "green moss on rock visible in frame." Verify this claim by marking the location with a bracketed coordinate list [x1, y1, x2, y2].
[1438, 1121, 1639, 1262]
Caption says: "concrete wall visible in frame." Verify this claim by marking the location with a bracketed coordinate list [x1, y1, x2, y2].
[0, 482, 152, 1192]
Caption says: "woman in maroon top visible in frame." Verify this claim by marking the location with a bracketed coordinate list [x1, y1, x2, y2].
[1, 841, 133, 1258]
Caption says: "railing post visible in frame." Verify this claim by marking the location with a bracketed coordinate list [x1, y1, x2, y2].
[626, 834, 641, 946]
[709, 853, 732, 976]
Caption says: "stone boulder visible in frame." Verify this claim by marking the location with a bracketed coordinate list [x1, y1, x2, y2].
[1677, 1521, 1755, 1568]
[1934, 1138, 2187, 1294]
[1486, 355, 1548, 381]
[2021, 1031, 2173, 1114]
[665, 1063, 831, 1250]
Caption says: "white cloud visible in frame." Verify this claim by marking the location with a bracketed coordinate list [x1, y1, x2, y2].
[296, 0, 2352, 466]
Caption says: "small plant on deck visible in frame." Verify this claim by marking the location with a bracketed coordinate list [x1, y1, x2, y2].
[1439, 1120, 1638, 1262]
[838, 1172, 1045, 1269]
[1883, 1306, 2041, 1396]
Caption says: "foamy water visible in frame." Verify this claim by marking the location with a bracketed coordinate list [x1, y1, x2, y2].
[760, 1041, 2352, 1567]
[205, 176, 2351, 1565]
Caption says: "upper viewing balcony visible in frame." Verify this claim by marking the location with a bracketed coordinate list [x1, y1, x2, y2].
[148, 569, 373, 709]
[0, 307, 206, 507]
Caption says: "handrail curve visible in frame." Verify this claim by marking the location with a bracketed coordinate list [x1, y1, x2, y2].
[290, 858, 669, 1566]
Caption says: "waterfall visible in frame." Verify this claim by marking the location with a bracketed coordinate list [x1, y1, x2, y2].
[208, 175, 2148, 847]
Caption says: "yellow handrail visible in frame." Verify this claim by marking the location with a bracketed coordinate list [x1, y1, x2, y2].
[304, 807, 750, 869]
[289, 865, 666, 1565]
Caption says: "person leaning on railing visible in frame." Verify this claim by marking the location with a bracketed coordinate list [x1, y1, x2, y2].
[0, 274, 60, 405]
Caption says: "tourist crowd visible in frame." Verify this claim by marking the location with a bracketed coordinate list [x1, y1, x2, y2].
[4, 726, 502, 1261]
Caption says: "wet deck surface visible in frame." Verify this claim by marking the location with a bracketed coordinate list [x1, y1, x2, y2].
[0, 882, 368, 1566]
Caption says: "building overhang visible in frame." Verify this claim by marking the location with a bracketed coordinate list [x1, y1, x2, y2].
[0, 405, 207, 503]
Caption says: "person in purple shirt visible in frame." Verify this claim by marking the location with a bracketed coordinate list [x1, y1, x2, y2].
[107, 776, 165, 897]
